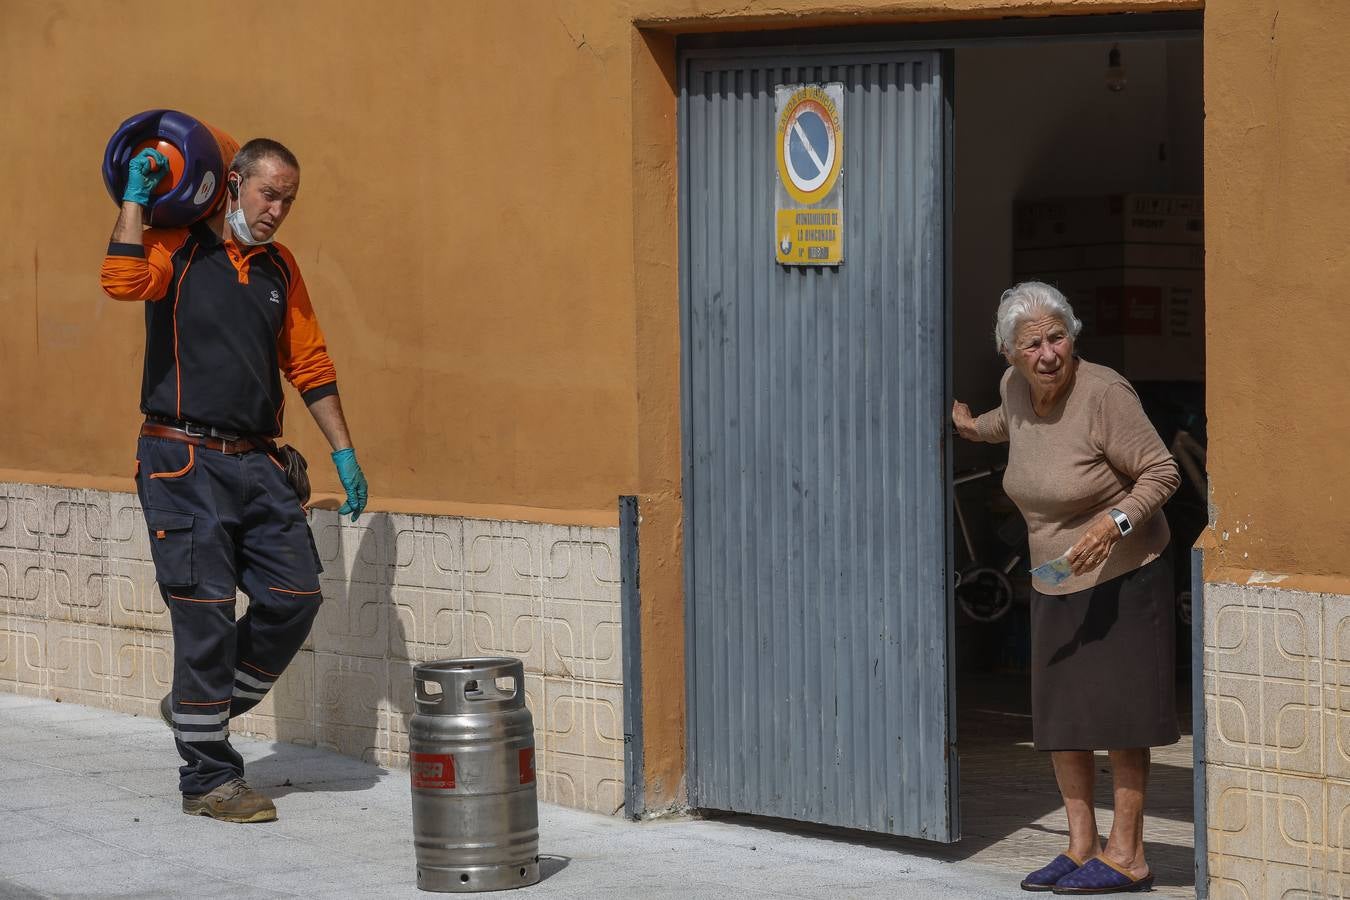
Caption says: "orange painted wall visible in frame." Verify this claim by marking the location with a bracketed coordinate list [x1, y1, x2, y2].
[1201, 0, 1350, 580]
[0, 1, 645, 525]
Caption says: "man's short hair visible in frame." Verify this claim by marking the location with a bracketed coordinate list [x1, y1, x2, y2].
[230, 139, 300, 180]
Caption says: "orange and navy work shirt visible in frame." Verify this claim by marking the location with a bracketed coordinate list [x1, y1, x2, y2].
[100, 222, 338, 437]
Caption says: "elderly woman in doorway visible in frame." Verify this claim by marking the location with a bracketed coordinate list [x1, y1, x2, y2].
[952, 281, 1181, 896]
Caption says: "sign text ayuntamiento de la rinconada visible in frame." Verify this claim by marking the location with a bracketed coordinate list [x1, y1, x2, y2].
[775, 83, 844, 266]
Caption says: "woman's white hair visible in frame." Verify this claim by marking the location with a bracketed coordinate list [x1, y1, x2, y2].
[993, 281, 1083, 354]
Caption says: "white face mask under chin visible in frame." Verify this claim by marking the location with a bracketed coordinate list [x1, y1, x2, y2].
[225, 195, 273, 246]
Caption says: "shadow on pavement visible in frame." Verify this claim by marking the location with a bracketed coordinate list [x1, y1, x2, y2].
[539, 854, 572, 882]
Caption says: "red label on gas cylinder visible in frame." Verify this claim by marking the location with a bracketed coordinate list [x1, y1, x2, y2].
[411, 752, 456, 789]
[519, 748, 536, 785]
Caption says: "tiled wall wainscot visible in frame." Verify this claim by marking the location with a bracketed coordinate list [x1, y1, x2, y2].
[1206, 581, 1350, 898]
[0, 483, 624, 815]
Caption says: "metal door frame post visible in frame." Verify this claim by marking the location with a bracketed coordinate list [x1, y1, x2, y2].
[620, 495, 645, 819]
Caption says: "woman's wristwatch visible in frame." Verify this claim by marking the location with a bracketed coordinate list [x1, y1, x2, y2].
[1108, 508, 1133, 537]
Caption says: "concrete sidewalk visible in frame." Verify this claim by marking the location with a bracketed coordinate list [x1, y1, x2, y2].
[0, 693, 1034, 899]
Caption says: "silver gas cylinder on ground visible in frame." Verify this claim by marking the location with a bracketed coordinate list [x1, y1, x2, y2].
[409, 657, 540, 892]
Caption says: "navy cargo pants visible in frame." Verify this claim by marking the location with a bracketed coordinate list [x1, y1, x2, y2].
[135, 435, 323, 796]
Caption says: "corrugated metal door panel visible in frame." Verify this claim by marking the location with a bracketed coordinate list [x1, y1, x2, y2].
[681, 49, 953, 841]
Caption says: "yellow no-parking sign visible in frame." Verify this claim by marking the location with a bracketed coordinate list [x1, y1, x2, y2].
[775, 83, 844, 266]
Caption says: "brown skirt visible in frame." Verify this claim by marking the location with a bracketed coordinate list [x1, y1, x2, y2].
[1031, 555, 1180, 751]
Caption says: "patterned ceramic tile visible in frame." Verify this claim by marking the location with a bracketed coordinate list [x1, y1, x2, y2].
[314, 651, 387, 730]
[49, 552, 111, 626]
[390, 584, 464, 662]
[463, 520, 543, 600]
[390, 514, 426, 589]
[1263, 861, 1331, 900]
[50, 489, 112, 560]
[0, 547, 45, 621]
[0, 486, 10, 550]
[108, 628, 172, 702]
[106, 492, 150, 557]
[1206, 583, 1322, 684]
[106, 557, 169, 633]
[427, 518, 465, 592]
[311, 578, 391, 659]
[6, 548, 47, 619]
[1209, 673, 1322, 776]
[4, 484, 45, 551]
[0, 545, 13, 606]
[273, 647, 316, 716]
[541, 524, 621, 603]
[0, 615, 46, 686]
[1327, 711, 1350, 787]
[538, 677, 624, 762]
[46, 620, 112, 696]
[465, 592, 544, 673]
[539, 598, 622, 684]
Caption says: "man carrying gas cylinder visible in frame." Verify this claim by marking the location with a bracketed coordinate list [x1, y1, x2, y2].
[100, 141, 368, 823]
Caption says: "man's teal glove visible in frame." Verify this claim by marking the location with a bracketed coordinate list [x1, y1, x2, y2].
[332, 448, 367, 522]
[123, 147, 170, 206]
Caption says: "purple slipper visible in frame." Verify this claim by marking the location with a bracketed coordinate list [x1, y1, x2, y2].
[1052, 857, 1155, 895]
[1020, 854, 1084, 892]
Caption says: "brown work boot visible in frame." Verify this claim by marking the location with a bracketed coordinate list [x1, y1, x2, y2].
[182, 777, 277, 823]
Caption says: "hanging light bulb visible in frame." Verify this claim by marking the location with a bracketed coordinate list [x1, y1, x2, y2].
[1106, 44, 1127, 92]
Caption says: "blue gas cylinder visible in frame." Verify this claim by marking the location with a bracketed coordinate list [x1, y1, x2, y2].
[102, 109, 239, 227]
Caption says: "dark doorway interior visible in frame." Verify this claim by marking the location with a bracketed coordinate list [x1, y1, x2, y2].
[950, 34, 1203, 898]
